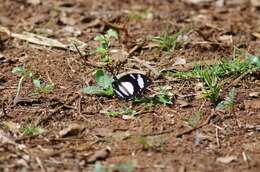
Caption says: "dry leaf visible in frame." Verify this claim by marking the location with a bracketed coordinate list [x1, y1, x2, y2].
[216, 155, 237, 164]
[59, 123, 85, 137]
[87, 147, 111, 163]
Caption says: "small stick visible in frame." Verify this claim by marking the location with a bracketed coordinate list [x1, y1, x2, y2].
[215, 127, 220, 148]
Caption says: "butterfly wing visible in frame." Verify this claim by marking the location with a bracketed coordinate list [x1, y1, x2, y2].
[112, 73, 151, 100]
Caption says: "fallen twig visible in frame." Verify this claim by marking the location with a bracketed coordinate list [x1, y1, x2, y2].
[0, 25, 86, 53]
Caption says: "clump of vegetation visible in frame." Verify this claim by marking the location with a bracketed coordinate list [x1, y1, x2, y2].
[20, 124, 44, 136]
[12, 66, 53, 97]
[172, 55, 260, 79]
[132, 86, 174, 106]
[151, 27, 189, 52]
[94, 29, 118, 62]
[166, 54, 260, 103]
[83, 69, 114, 96]
[198, 67, 221, 102]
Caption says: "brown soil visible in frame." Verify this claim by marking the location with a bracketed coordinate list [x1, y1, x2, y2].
[0, 0, 260, 171]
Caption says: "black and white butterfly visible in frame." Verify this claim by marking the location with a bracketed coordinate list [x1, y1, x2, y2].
[112, 73, 151, 100]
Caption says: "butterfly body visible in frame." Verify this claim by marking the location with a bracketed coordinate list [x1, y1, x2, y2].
[112, 73, 151, 100]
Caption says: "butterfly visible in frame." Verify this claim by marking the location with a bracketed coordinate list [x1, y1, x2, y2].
[112, 73, 151, 100]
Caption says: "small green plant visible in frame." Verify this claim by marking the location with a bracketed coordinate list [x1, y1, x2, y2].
[198, 67, 220, 103]
[154, 87, 173, 105]
[19, 122, 44, 136]
[33, 79, 53, 94]
[151, 27, 188, 51]
[12, 66, 33, 97]
[94, 29, 118, 62]
[172, 53, 260, 79]
[132, 86, 173, 105]
[216, 87, 236, 110]
[12, 66, 53, 96]
[83, 69, 114, 96]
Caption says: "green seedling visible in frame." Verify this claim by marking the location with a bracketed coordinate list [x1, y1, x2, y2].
[198, 67, 220, 103]
[151, 27, 188, 52]
[94, 29, 118, 62]
[154, 87, 173, 105]
[216, 87, 236, 110]
[132, 87, 173, 105]
[83, 69, 114, 96]
[12, 66, 33, 97]
[12, 66, 53, 96]
[33, 79, 53, 94]
[19, 121, 44, 136]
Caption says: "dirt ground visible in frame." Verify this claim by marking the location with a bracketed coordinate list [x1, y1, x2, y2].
[0, 0, 260, 171]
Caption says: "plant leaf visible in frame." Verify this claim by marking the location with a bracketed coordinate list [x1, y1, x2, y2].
[95, 69, 113, 88]
[94, 35, 106, 42]
[33, 79, 41, 88]
[12, 67, 24, 75]
[106, 29, 118, 39]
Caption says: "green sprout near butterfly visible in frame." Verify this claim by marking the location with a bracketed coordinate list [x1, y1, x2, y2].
[132, 86, 173, 106]
[83, 69, 114, 96]
[94, 29, 118, 62]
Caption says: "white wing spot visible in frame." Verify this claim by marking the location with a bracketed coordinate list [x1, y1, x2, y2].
[137, 74, 144, 88]
[130, 74, 136, 79]
[119, 82, 134, 95]
[114, 89, 124, 98]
